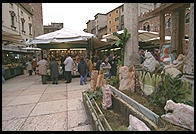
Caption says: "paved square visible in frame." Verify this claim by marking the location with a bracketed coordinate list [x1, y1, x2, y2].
[20, 88, 45, 96]
[30, 100, 67, 116]
[68, 109, 89, 128]
[7, 94, 42, 106]
[2, 75, 92, 131]
[39, 91, 67, 102]
[68, 125, 92, 131]
[68, 98, 85, 111]
[2, 103, 36, 121]
[20, 112, 68, 131]
[2, 118, 27, 131]
[2, 96, 17, 107]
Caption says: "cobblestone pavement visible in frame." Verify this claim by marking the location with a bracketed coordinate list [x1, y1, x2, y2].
[2, 74, 93, 131]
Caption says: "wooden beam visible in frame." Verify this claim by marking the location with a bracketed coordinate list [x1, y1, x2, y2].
[140, 3, 190, 22]
[159, 12, 165, 51]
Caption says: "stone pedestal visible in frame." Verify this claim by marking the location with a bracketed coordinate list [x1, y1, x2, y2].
[124, 3, 140, 67]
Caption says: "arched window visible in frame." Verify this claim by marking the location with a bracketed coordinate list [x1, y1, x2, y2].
[9, 11, 16, 28]
[167, 18, 171, 28]
[147, 25, 150, 31]
[185, 13, 190, 23]
[143, 26, 146, 31]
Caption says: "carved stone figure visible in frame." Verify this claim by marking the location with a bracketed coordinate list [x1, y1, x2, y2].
[119, 66, 135, 92]
[161, 100, 194, 131]
[128, 114, 151, 131]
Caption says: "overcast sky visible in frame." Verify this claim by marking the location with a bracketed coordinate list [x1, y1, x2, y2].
[42, 3, 123, 31]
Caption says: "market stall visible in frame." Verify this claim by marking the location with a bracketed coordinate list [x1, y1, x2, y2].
[2, 50, 34, 80]
[26, 27, 95, 78]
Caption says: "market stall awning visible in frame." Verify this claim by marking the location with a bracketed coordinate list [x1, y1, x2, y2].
[102, 30, 159, 43]
[22, 47, 42, 51]
[26, 27, 95, 45]
[145, 36, 189, 44]
[92, 38, 110, 49]
[2, 31, 25, 45]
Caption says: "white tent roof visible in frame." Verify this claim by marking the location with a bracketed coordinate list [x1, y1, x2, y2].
[22, 47, 41, 51]
[102, 30, 159, 42]
[26, 27, 95, 45]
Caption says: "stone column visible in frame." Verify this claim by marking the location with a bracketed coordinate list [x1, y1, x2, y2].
[183, 3, 194, 77]
[159, 12, 165, 50]
[124, 3, 140, 67]
[171, 9, 180, 52]
[171, 7, 185, 56]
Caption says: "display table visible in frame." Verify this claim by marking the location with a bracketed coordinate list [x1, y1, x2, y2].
[4, 66, 24, 80]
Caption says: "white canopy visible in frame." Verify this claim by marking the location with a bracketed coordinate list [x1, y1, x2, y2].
[26, 27, 95, 45]
[22, 47, 42, 51]
[102, 30, 159, 43]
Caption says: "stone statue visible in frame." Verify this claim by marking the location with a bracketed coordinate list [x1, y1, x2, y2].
[161, 100, 194, 131]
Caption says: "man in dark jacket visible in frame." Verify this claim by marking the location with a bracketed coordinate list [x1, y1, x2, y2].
[78, 57, 89, 85]
[49, 58, 59, 84]
[108, 52, 118, 76]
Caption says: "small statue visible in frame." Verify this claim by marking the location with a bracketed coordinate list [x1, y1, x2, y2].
[102, 84, 112, 110]
[96, 68, 104, 88]
[90, 70, 98, 91]
[172, 54, 185, 72]
[143, 51, 160, 73]
[160, 44, 175, 70]
[119, 65, 135, 92]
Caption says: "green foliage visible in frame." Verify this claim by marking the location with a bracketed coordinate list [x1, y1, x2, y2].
[86, 87, 103, 100]
[113, 28, 131, 66]
[107, 75, 120, 89]
[149, 74, 193, 109]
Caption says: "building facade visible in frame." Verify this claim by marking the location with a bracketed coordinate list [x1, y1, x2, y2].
[138, 7, 190, 36]
[107, 5, 122, 34]
[2, 3, 33, 46]
[21, 3, 44, 37]
[2, 3, 44, 47]
[86, 20, 96, 34]
[94, 13, 107, 38]
[44, 22, 64, 34]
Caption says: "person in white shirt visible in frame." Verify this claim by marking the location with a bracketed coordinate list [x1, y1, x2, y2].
[64, 54, 73, 83]
[100, 57, 111, 79]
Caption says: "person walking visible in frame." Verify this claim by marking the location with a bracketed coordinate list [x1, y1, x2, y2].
[32, 58, 37, 75]
[37, 57, 49, 84]
[61, 56, 65, 80]
[78, 57, 89, 85]
[108, 52, 118, 76]
[86, 57, 93, 78]
[64, 54, 73, 83]
[26, 59, 33, 76]
[49, 57, 59, 84]
[100, 57, 111, 79]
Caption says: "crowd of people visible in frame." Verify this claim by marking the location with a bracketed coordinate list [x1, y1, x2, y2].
[23, 51, 120, 85]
